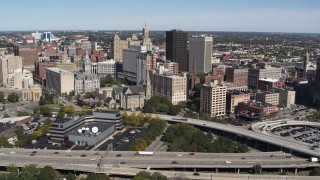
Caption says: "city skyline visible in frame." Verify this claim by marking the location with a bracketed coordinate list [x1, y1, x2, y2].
[0, 0, 319, 33]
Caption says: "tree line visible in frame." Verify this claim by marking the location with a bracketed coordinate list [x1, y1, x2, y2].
[163, 123, 249, 153]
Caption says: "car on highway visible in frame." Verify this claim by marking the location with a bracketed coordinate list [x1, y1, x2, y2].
[94, 152, 100, 155]
[116, 154, 122, 157]
[29, 153, 35, 156]
[225, 161, 231, 164]
[193, 172, 200, 176]
[53, 152, 59, 154]
[241, 157, 246, 160]
[189, 152, 195, 155]
[171, 161, 178, 164]
[80, 154, 86, 157]
[90, 158, 96, 161]
[65, 154, 72, 157]
[32, 151, 37, 154]
[10, 151, 15, 154]
[176, 154, 182, 157]
[120, 162, 126, 164]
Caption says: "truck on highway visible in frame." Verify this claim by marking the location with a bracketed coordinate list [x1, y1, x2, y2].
[310, 157, 319, 162]
[135, 151, 154, 156]
[172, 117, 188, 121]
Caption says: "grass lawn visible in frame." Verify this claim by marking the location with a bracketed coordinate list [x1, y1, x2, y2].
[45, 103, 62, 109]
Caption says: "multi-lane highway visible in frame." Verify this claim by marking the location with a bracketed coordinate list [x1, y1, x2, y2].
[0, 148, 318, 169]
[147, 113, 320, 157]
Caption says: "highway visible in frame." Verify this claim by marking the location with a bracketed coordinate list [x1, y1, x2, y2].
[146, 113, 320, 157]
[0, 148, 318, 169]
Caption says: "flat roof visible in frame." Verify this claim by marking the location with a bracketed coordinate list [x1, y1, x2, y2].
[0, 116, 31, 124]
[46, 67, 72, 74]
[68, 122, 114, 137]
[94, 110, 120, 114]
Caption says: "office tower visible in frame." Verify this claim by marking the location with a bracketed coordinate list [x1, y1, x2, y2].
[46, 68, 74, 96]
[142, 22, 153, 51]
[303, 51, 309, 80]
[188, 36, 213, 73]
[200, 80, 227, 117]
[149, 65, 187, 105]
[166, 29, 188, 72]
[316, 58, 320, 92]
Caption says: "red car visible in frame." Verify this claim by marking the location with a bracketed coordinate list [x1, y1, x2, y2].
[80, 154, 86, 157]
[172, 161, 178, 164]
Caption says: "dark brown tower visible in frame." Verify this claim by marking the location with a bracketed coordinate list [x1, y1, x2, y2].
[166, 29, 188, 72]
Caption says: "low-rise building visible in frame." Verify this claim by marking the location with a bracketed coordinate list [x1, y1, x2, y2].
[74, 73, 100, 94]
[112, 85, 145, 110]
[256, 91, 279, 106]
[226, 91, 250, 113]
[235, 101, 278, 121]
[49, 110, 122, 143]
[273, 88, 296, 108]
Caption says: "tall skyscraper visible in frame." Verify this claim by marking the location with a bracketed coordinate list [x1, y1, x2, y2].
[316, 57, 320, 92]
[166, 29, 188, 72]
[188, 36, 213, 73]
[142, 22, 153, 51]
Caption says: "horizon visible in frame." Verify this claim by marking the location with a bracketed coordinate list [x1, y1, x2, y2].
[0, 0, 319, 33]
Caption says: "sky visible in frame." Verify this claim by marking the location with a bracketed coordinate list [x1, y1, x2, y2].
[0, 0, 319, 33]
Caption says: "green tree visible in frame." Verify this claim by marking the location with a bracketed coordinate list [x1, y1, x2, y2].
[310, 167, 320, 176]
[7, 93, 19, 103]
[133, 171, 151, 180]
[19, 164, 39, 180]
[0, 136, 12, 147]
[38, 166, 58, 180]
[251, 164, 262, 174]
[168, 105, 180, 116]
[66, 173, 76, 180]
[64, 105, 75, 116]
[39, 106, 52, 117]
[6, 164, 19, 175]
[3, 112, 10, 118]
[151, 172, 167, 180]
[86, 173, 110, 180]
[0, 91, 4, 102]
[130, 138, 148, 151]
[39, 96, 46, 106]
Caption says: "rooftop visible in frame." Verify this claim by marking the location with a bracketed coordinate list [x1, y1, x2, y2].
[46, 67, 72, 74]
[68, 122, 114, 137]
[0, 116, 31, 124]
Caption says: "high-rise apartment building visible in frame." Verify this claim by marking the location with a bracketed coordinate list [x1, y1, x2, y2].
[46, 68, 74, 96]
[273, 88, 296, 108]
[166, 29, 188, 72]
[188, 36, 213, 73]
[200, 80, 227, 117]
[149, 65, 187, 105]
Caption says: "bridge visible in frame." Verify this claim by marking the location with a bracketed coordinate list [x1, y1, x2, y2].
[149, 114, 320, 157]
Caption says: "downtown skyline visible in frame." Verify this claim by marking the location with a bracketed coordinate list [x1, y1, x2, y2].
[0, 0, 320, 33]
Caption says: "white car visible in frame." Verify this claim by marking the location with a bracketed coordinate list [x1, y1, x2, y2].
[225, 161, 231, 164]
[176, 154, 182, 157]
[10, 151, 15, 154]
[90, 158, 96, 161]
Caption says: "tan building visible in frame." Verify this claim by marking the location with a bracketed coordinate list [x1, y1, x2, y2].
[0, 54, 23, 86]
[46, 68, 74, 96]
[149, 65, 187, 105]
[7, 69, 33, 89]
[22, 84, 42, 101]
[273, 88, 296, 108]
[200, 80, 227, 117]
[111, 34, 141, 61]
[142, 25, 153, 51]
[55, 62, 78, 72]
[226, 91, 250, 113]
[256, 91, 279, 106]
[248, 66, 282, 89]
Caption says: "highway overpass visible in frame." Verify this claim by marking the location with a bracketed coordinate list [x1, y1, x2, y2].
[145, 113, 320, 157]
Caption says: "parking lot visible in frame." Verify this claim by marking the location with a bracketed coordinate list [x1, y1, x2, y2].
[271, 125, 320, 145]
[95, 128, 147, 151]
